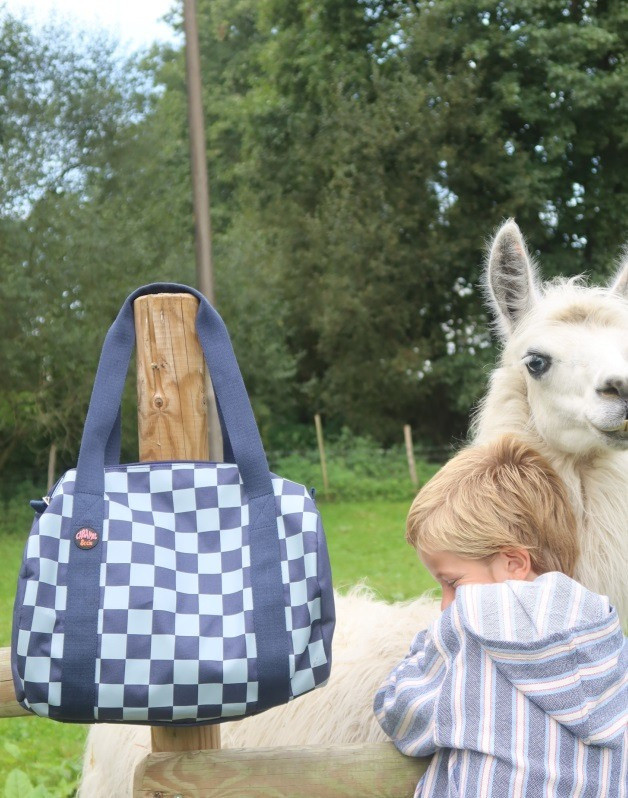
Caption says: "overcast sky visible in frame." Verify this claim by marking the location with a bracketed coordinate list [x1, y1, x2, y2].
[6, 0, 180, 50]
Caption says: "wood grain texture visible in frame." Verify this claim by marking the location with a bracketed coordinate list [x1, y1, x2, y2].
[403, 425, 418, 487]
[151, 723, 221, 754]
[0, 647, 29, 718]
[135, 294, 209, 463]
[133, 742, 428, 798]
[134, 293, 219, 753]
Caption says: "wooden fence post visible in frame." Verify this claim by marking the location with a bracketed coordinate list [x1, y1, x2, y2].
[403, 425, 418, 488]
[134, 292, 221, 753]
[47, 443, 57, 493]
[314, 413, 329, 493]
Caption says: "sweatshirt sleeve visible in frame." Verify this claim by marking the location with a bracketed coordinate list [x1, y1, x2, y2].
[373, 625, 447, 757]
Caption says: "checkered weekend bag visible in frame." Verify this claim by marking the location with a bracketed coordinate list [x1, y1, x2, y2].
[11, 283, 335, 725]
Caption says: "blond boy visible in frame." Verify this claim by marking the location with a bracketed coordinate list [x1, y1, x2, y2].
[374, 436, 627, 798]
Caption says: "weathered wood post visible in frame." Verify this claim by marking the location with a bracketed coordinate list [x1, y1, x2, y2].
[314, 413, 329, 494]
[403, 425, 418, 488]
[134, 292, 221, 753]
[0, 656, 28, 718]
[47, 443, 57, 493]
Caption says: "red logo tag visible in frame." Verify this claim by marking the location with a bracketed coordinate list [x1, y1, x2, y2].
[75, 528, 99, 550]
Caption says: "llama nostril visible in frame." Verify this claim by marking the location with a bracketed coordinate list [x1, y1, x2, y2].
[596, 376, 628, 401]
[598, 386, 620, 398]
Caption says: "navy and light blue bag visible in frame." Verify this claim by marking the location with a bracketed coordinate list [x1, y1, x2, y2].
[11, 283, 335, 725]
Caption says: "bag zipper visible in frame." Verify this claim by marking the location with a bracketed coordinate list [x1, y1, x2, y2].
[42, 473, 64, 505]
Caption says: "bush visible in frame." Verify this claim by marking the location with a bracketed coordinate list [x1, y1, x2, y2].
[0, 481, 44, 537]
[269, 429, 447, 502]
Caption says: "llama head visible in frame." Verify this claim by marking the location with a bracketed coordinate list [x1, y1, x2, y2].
[485, 219, 628, 455]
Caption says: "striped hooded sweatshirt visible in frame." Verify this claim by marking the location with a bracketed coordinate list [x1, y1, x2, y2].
[374, 572, 627, 797]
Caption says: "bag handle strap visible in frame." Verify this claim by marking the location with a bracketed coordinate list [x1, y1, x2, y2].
[75, 283, 271, 499]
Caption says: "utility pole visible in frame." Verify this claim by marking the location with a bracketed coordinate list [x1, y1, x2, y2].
[183, 0, 214, 302]
[183, 0, 222, 458]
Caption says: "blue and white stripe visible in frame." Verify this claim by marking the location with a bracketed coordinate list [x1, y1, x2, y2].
[374, 572, 627, 797]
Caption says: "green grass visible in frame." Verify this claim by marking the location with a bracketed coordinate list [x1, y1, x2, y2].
[320, 501, 437, 601]
[0, 494, 436, 796]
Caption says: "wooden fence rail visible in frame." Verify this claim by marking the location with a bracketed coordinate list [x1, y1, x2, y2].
[0, 647, 28, 719]
[133, 742, 428, 798]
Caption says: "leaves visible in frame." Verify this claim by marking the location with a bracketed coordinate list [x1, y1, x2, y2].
[3, 770, 33, 798]
[1, 0, 627, 476]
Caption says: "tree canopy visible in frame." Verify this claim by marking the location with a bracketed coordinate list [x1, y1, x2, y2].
[1, 0, 626, 480]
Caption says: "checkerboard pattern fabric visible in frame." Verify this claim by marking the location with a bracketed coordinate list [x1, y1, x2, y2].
[12, 462, 333, 723]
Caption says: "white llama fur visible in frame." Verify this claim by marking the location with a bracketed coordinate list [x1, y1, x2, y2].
[79, 221, 628, 796]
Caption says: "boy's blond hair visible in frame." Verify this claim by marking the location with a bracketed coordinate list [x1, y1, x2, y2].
[406, 435, 579, 577]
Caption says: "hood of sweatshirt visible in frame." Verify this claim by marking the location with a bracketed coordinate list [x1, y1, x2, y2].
[456, 572, 627, 748]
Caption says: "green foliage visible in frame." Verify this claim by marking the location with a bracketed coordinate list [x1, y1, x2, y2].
[321, 500, 438, 601]
[1, 1, 627, 472]
[0, 8, 210, 475]
[270, 430, 443, 501]
[180, 0, 628, 443]
[2, 755, 82, 798]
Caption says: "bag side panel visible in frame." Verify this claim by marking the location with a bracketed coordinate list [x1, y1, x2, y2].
[11, 520, 33, 708]
[273, 476, 334, 699]
[12, 473, 75, 718]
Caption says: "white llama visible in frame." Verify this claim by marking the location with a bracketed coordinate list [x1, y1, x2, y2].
[79, 220, 628, 797]
[474, 220, 627, 612]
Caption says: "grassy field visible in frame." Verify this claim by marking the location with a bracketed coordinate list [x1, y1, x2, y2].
[0, 497, 437, 797]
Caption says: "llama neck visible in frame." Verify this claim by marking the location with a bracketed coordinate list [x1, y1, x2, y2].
[573, 452, 628, 619]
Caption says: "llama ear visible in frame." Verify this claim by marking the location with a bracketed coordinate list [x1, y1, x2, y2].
[609, 250, 628, 298]
[485, 219, 541, 337]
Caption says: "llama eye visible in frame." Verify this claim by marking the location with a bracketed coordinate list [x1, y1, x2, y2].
[523, 353, 551, 377]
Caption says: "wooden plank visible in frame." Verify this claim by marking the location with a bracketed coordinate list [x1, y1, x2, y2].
[134, 293, 220, 754]
[0, 647, 29, 718]
[133, 743, 428, 798]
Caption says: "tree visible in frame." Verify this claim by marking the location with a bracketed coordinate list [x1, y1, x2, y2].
[0, 12, 195, 477]
[180, 0, 627, 442]
[1, 0, 626, 471]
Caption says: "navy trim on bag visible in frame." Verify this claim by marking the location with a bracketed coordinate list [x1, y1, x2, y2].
[248, 494, 291, 709]
[59, 493, 104, 720]
[61, 283, 291, 720]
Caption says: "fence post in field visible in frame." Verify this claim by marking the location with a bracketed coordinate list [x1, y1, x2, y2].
[403, 425, 418, 489]
[47, 443, 57, 494]
[134, 292, 221, 753]
[314, 413, 329, 494]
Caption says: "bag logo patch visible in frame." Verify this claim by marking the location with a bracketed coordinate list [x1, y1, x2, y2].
[75, 528, 99, 550]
